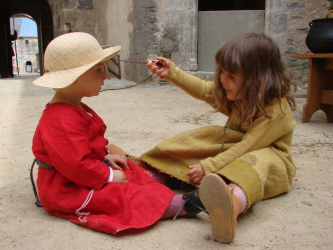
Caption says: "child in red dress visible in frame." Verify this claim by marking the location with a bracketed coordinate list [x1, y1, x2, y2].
[32, 32, 205, 235]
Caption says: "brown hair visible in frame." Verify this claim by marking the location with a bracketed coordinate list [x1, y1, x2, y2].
[214, 33, 296, 124]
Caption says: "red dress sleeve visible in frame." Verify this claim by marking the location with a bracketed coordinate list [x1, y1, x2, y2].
[33, 103, 110, 190]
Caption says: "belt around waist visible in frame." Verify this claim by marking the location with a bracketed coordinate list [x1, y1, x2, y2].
[36, 158, 113, 170]
[36, 160, 56, 170]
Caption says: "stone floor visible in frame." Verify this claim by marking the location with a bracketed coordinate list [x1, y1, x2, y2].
[0, 73, 331, 250]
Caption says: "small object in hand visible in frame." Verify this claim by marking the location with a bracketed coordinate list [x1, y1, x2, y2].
[149, 60, 166, 67]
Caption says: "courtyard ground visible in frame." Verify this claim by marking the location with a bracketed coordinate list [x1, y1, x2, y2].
[0, 73, 332, 249]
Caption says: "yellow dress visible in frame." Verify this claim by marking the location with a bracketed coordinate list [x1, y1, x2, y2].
[141, 61, 297, 211]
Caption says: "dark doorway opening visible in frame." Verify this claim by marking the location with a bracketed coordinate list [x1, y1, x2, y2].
[197, 0, 266, 71]
[199, 0, 265, 11]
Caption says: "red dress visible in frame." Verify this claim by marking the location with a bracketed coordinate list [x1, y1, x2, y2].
[32, 102, 175, 234]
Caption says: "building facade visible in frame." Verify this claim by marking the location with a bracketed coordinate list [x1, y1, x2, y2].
[2, 0, 332, 87]
[11, 17, 39, 74]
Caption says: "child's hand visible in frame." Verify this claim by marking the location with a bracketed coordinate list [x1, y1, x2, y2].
[112, 170, 128, 184]
[146, 57, 169, 78]
[104, 154, 129, 170]
[187, 164, 205, 184]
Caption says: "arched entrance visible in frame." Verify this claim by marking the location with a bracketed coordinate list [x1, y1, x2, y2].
[0, 0, 53, 78]
[10, 14, 39, 75]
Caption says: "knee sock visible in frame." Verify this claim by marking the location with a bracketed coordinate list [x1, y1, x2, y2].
[230, 183, 247, 213]
[161, 194, 187, 219]
[151, 171, 170, 185]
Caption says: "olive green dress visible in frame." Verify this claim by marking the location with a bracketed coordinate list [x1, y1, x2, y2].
[141, 61, 297, 211]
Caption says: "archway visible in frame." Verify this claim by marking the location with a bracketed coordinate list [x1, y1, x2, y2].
[10, 14, 39, 75]
[0, 0, 53, 78]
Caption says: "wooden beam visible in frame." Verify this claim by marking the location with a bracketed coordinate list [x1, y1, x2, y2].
[291, 53, 333, 59]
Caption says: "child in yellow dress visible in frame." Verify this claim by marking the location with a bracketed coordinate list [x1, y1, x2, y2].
[142, 33, 297, 243]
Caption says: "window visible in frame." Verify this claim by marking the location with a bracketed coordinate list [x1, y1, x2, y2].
[25, 40, 29, 44]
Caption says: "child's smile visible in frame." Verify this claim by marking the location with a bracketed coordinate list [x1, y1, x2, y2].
[220, 71, 244, 100]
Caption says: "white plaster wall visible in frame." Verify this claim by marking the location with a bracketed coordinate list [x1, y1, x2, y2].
[106, 0, 133, 61]
[93, 0, 133, 78]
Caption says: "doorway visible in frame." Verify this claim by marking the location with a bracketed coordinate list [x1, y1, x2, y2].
[197, 0, 266, 71]
[0, 0, 53, 78]
[10, 14, 39, 75]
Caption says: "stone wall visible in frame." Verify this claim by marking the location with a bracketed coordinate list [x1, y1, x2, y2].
[126, 0, 161, 82]
[105, 0, 333, 85]
[47, 0, 94, 36]
[93, 0, 133, 81]
[94, 0, 198, 82]
[44, 0, 333, 87]
[266, 0, 332, 87]
[124, 0, 198, 82]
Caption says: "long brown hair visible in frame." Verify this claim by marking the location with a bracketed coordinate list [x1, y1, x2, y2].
[214, 33, 296, 124]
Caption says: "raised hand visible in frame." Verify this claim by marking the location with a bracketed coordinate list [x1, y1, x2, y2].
[146, 56, 169, 78]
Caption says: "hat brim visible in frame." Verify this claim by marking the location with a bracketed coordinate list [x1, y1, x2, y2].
[33, 45, 121, 89]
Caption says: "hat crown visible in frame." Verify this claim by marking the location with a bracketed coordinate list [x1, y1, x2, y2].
[33, 32, 120, 89]
[44, 32, 103, 72]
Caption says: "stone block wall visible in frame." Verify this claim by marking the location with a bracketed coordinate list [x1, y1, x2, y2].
[125, 0, 198, 82]
[266, 0, 332, 87]
[47, 0, 94, 36]
[127, 0, 333, 86]
[126, 0, 159, 82]
[44, 0, 333, 87]
[160, 0, 197, 71]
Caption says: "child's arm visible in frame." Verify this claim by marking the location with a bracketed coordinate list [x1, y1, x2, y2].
[147, 57, 230, 116]
[36, 108, 117, 190]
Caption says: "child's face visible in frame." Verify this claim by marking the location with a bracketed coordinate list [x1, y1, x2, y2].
[220, 70, 244, 100]
[75, 62, 107, 97]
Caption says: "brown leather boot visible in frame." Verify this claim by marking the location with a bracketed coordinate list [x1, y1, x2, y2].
[199, 173, 242, 243]
[108, 144, 145, 168]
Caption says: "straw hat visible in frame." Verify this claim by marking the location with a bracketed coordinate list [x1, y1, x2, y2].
[33, 32, 121, 88]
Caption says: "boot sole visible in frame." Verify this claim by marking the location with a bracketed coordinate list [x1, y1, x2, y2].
[199, 173, 233, 243]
